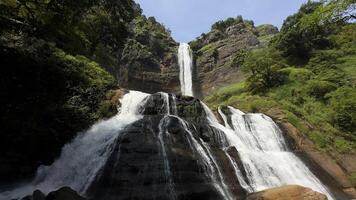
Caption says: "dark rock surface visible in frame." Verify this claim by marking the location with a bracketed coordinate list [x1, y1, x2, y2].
[21, 187, 85, 200]
[46, 187, 86, 200]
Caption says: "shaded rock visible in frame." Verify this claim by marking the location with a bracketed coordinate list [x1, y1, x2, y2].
[46, 187, 86, 200]
[33, 190, 45, 200]
[246, 185, 327, 200]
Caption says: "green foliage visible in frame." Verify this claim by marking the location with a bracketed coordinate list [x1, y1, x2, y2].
[132, 15, 174, 57]
[309, 131, 329, 149]
[300, 0, 356, 29]
[242, 48, 287, 93]
[303, 80, 337, 100]
[282, 67, 314, 82]
[327, 87, 356, 132]
[211, 16, 243, 31]
[230, 49, 248, 68]
[0, 0, 138, 69]
[273, 1, 332, 63]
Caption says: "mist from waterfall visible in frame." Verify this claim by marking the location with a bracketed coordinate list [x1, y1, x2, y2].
[178, 43, 194, 97]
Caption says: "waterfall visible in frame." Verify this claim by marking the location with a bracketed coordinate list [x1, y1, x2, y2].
[200, 102, 335, 200]
[178, 43, 194, 97]
[0, 91, 149, 200]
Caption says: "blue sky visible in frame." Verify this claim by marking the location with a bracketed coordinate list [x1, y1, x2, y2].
[134, 0, 309, 42]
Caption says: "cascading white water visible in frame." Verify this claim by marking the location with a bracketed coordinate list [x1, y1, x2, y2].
[0, 91, 149, 200]
[200, 102, 335, 200]
[178, 43, 194, 97]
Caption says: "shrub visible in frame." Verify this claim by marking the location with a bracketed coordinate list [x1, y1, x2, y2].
[309, 131, 329, 149]
[303, 80, 336, 100]
[334, 138, 353, 153]
[282, 67, 314, 82]
[328, 87, 356, 132]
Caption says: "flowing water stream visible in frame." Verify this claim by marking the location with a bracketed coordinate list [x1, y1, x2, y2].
[178, 43, 194, 97]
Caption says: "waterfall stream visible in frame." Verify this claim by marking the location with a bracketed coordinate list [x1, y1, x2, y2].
[178, 43, 194, 97]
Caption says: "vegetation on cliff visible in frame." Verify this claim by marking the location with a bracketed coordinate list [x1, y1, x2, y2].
[205, 0, 356, 181]
[119, 14, 178, 93]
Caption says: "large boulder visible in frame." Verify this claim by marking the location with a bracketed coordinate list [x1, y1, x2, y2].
[246, 185, 327, 200]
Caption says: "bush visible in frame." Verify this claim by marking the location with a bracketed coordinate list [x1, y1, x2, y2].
[303, 80, 336, 100]
[281, 67, 314, 82]
[230, 49, 248, 68]
[328, 87, 356, 132]
[309, 131, 329, 149]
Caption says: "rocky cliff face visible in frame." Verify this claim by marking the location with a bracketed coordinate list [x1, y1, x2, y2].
[190, 22, 278, 98]
[117, 16, 180, 94]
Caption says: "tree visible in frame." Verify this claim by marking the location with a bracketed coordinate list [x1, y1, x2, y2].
[273, 1, 330, 64]
[301, 0, 356, 28]
[242, 48, 287, 93]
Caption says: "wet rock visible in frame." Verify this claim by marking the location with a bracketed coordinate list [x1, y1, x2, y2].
[246, 185, 327, 200]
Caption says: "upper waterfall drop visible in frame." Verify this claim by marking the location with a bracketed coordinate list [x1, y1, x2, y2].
[178, 43, 194, 97]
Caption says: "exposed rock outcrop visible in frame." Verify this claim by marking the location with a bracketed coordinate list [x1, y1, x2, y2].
[246, 185, 327, 200]
[190, 21, 278, 98]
